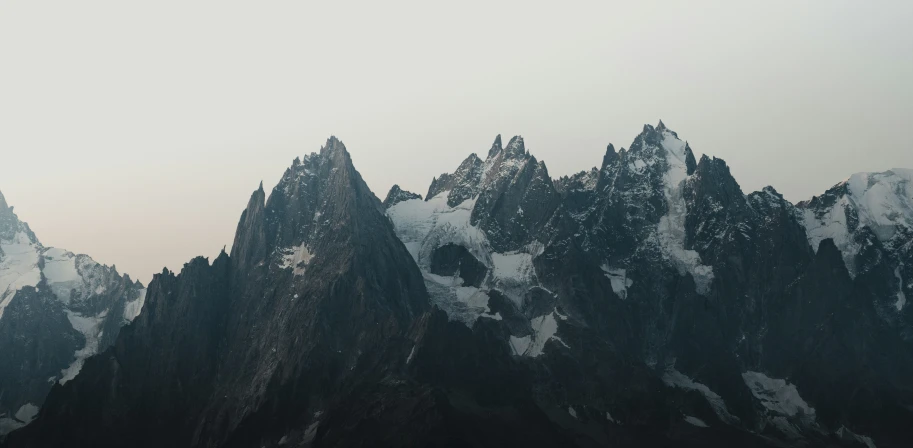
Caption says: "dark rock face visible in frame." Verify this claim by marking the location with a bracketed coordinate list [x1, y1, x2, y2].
[6, 126, 913, 448]
[0, 191, 146, 436]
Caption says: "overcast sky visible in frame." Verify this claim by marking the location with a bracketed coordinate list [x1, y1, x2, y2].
[2, 1, 911, 284]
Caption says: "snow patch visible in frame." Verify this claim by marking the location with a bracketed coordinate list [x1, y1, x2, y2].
[600, 265, 633, 299]
[60, 309, 109, 384]
[513, 310, 566, 357]
[422, 272, 494, 326]
[0, 403, 39, 435]
[280, 243, 313, 275]
[663, 369, 738, 424]
[895, 265, 906, 311]
[490, 250, 537, 305]
[802, 200, 858, 274]
[741, 371, 816, 421]
[836, 426, 877, 448]
[41, 248, 81, 301]
[655, 130, 714, 295]
[568, 406, 578, 419]
[491, 251, 534, 282]
[302, 419, 320, 444]
[683, 415, 708, 428]
[123, 288, 147, 322]
[14, 403, 38, 422]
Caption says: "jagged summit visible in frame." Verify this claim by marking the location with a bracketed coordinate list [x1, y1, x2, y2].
[0, 190, 7, 211]
[322, 135, 344, 150]
[426, 152, 484, 206]
[487, 134, 503, 158]
[383, 184, 422, 208]
[503, 135, 526, 158]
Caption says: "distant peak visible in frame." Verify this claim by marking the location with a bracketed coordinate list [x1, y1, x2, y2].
[0, 189, 7, 211]
[383, 184, 422, 208]
[761, 185, 784, 198]
[258, 181, 264, 192]
[321, 135, 348, 155]
[656, 119, 667, 131]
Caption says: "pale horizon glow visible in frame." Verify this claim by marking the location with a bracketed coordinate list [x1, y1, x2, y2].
[1, 1, 911, 284]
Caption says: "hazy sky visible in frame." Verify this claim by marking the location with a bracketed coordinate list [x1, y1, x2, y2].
[2, 1, 911, 284]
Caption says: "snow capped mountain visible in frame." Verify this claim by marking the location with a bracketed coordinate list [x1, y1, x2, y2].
[5, 126, 913, 448]
[798, 169, 913, 336]
[800, 169, 913, 275]
[0, 190, 145, 435]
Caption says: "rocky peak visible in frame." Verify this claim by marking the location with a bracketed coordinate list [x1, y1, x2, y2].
[503, 135, 526, 158]
[487, 134, 503, 158]
[556, 168, 599, 195]
[229, 183, 266, 273]
[472, 151, 560, 251]
[600, 143, 618, 172]
[383, 185, 422, 208]
[427, 153, 484, 206]
[689, 155, 745, 207]
[0, 190, 8, 212]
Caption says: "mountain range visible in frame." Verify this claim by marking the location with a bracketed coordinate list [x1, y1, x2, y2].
[2, 122, 911, 447]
